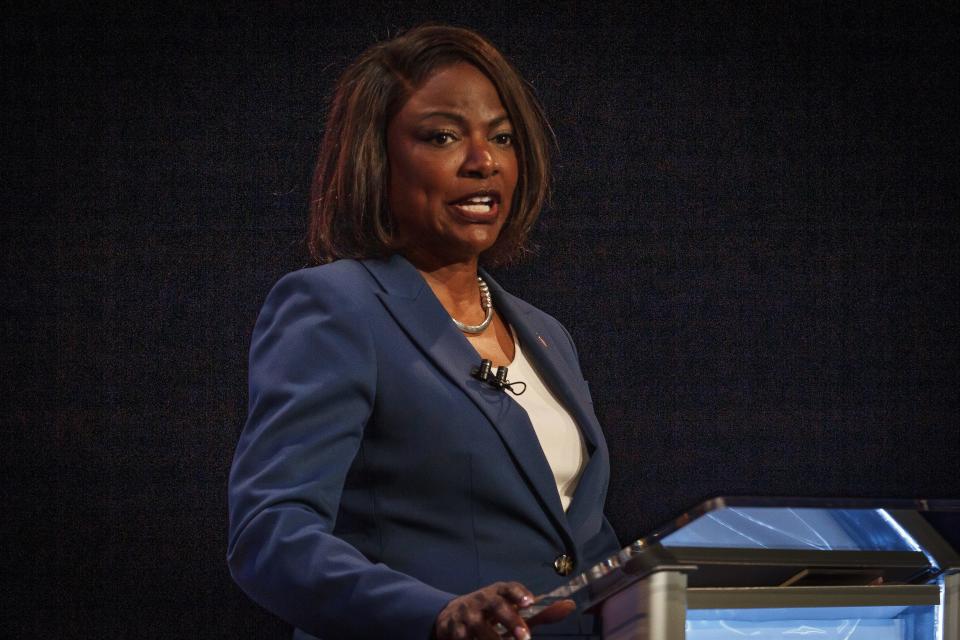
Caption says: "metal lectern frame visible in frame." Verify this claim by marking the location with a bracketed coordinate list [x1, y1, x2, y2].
[531, 497, 959, 640]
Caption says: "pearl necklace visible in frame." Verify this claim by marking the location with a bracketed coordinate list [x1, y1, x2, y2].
[452, 278, 493, 334]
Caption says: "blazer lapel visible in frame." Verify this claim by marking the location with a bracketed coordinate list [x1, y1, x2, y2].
[483, 272, 609, 547]
[360, 256, 574, 548]
[481, 272, 603, 453]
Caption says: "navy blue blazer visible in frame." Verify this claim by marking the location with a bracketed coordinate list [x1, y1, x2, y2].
[227, 255, 619, 640]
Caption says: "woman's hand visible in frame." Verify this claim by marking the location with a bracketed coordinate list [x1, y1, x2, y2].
[433, 581, 576, 640]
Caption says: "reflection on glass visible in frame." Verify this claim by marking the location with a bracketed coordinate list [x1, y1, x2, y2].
[685, 605, 935, 640]
[661, 508, 915, 551]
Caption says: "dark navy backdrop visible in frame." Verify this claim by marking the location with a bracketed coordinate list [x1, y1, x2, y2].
[3, 2, 957, 637]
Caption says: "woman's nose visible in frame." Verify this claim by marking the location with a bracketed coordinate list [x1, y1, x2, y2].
[460, 139, 497, 178]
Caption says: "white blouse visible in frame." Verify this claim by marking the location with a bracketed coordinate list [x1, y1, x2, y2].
[497, 337, 588, 511]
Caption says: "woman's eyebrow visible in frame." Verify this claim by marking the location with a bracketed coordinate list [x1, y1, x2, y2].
[417, 111, 511, 127]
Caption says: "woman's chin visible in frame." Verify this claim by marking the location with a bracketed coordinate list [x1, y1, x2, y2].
[405, 235, 500, 266]
[458, 229, 502, 258]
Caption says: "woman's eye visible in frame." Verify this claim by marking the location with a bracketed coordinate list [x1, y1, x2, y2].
[493, 133, 514, 146]
[428, 132, 456, 146]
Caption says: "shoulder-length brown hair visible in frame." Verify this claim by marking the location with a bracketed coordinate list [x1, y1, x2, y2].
[308, 24, 552, 266]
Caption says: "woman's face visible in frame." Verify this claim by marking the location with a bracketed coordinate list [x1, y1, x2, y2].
[386, 62, 518, 266]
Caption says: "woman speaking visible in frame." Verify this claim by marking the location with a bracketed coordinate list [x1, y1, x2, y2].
[227, 24, 620, 640]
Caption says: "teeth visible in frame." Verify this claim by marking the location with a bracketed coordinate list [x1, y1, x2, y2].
[458, 203, 492, 213]
[453, 195, 495, 214]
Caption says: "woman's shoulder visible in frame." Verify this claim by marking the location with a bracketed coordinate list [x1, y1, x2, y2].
[259, 259, 382, 316]
[275, 258, 372, 286]
[268, 259, 377, 295]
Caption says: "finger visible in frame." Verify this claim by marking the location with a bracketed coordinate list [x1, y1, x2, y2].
[462, 606, 501, 640]
[466, 591, 512, 640]
[527, 599, 576, 626]
[487, 597, 530, 640]
[439, 617, 456, 640]
[496, 581, 535, 609]
[442, 604, 472, 640]
[462, 605, 486, 630]
[471, 624, 502, 640]
[450, 621, 469, 640]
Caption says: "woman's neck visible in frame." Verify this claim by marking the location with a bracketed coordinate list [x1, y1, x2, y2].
[404, 252, 485, 321]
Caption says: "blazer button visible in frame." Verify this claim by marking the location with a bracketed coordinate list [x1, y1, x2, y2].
[553, 553, 574, 576]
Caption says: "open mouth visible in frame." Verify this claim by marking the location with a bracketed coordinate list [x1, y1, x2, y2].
[457, 196, 495, 213]
[449, 191, 501, 218]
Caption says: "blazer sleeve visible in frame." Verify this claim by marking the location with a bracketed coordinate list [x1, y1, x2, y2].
[227, 268, 454, 640]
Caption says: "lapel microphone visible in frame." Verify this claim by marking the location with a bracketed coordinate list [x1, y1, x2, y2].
[471, 359, 526, 395]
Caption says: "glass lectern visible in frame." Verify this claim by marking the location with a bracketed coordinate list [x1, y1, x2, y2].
[532, 498, 959, 640]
